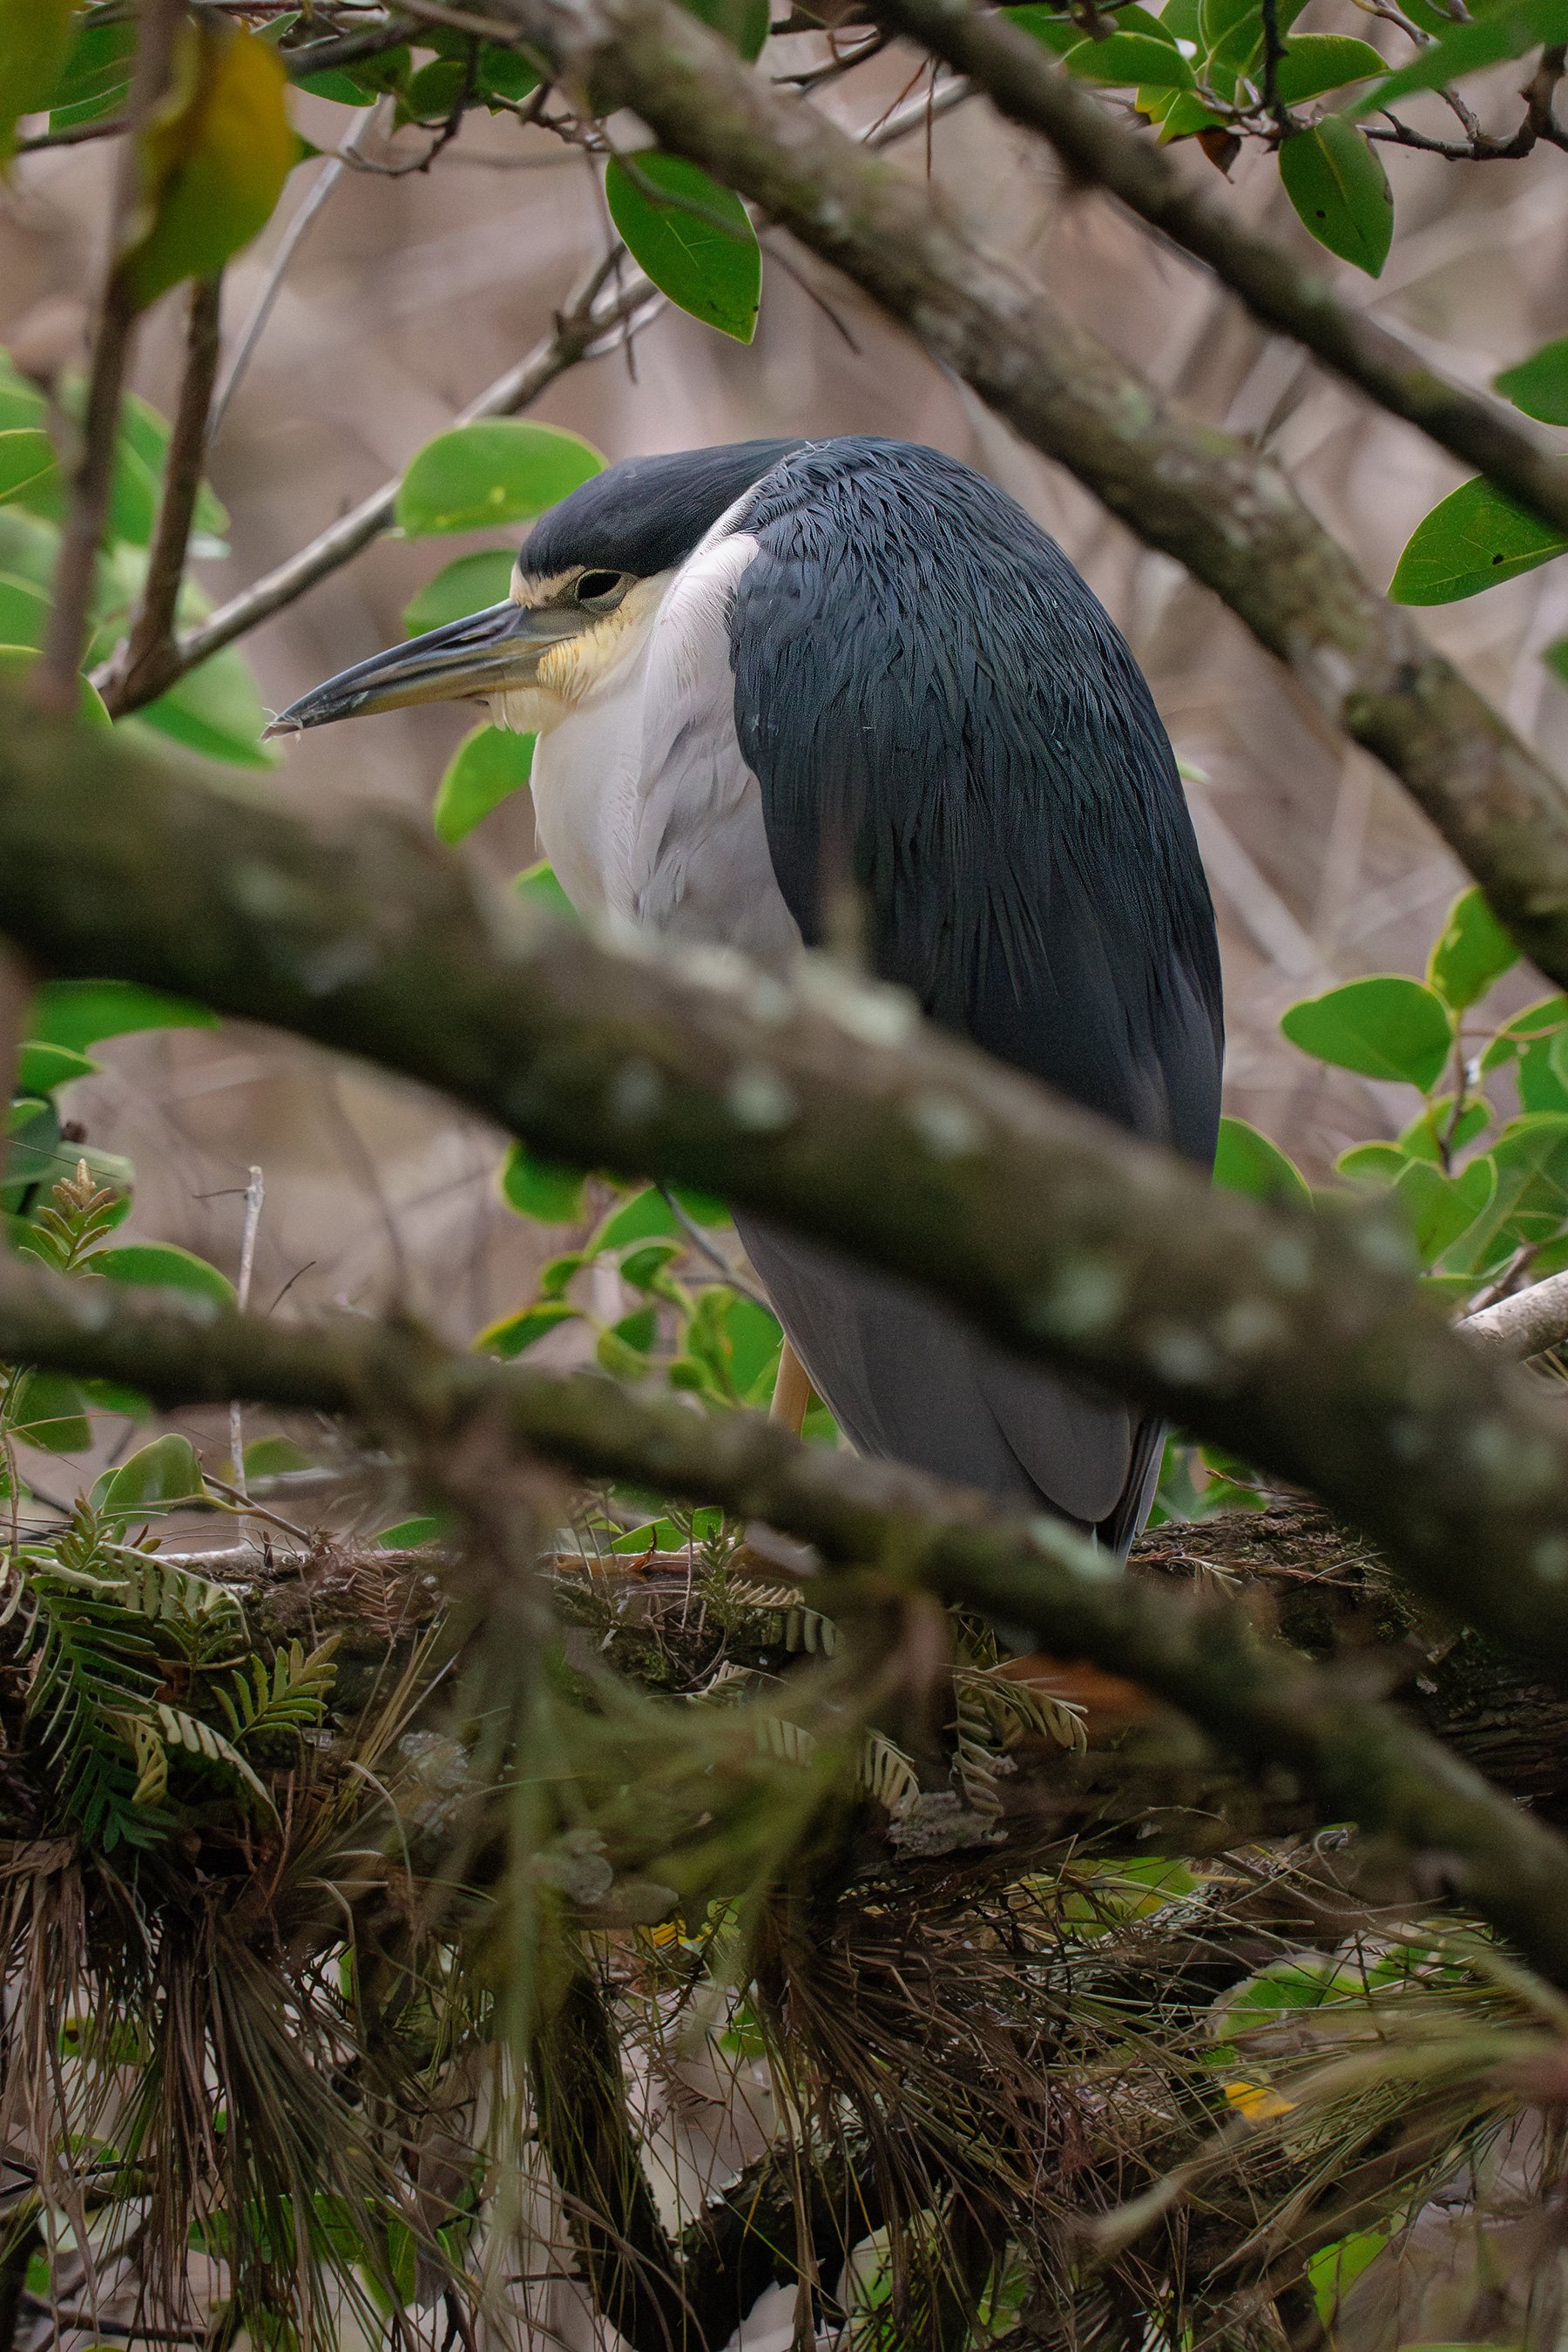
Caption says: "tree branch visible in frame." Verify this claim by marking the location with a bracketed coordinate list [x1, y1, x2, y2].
[476, 0, 1568, 997]
[107, 254, 659, 710]
[3, 1254, 1568, 1980]
[870, 0, 1568, 548]
[33, 0, 186, 713]
[7, 699, 1568, 1666]
[97, 275, 224, 719]
[1462, 1269, 1568, 1359]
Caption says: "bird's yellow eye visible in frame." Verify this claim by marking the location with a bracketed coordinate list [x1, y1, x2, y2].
[575, 569, 632, 612]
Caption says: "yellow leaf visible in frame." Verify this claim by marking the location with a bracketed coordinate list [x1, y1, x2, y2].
[116, 20, 294, 314]
[1224, 2078, 1296, 2121]
[0, 0, 77, 163]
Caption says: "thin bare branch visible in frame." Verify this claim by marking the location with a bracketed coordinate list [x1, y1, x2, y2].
[111, 253, 659, 710]
[97, 275, 224, 719]
[1463, 1270, 1568, 1360]
[33, 0, 186, 713]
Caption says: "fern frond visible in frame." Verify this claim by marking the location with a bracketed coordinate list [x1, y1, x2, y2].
[951, 1681, 1005, 1822]
[123, 1713, 169, 1809]
[952, 1665, 1087, 1757]
[727, 1578, 838, 1655]
[858, 1729, 919, 1815]
[153, 1704, 278, 1817]
[214, 1636, 340, 1747]
[14, 1160, 122, 1276]
[754, 1713, 816, 1766]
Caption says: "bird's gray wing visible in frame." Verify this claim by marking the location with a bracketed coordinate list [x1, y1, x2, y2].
[727, 441, 1224, 1544]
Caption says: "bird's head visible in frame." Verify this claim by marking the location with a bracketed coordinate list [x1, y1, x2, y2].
[267, 437, 804, 740]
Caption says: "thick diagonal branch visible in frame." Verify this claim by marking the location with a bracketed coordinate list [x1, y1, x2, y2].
[4, 1254, 1568, 1981]
[479, 0, 1568, 991]
[875, 0, 1568, 548]
[3, 700, 1568, 1669]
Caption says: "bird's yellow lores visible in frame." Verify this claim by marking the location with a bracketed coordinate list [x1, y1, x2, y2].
[273, 436, 1223, 1555]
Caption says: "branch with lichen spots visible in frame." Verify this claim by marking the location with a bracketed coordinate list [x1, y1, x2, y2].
[4, 1254, 1568, 1978]
[3, 695, 1568, 1673]
[475, 0, 1568, 999]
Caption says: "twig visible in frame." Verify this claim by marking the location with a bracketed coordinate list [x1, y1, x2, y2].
[1462, 1269, 1568, 1361]
[32, 0, 186, 713]
[228, 1166, 265, 1493]
[11, 694, 1568, 1677]
[201, 1468, 311, 1544]
[656, 1186, 775, 1312]
[97, 274, 224, 719]
[8, 1254, 1568, 1984]
[106, 253, 659, 709]
[208, 107, 382, 446]
[280, 16, 420, 78]
[14, 114, 132, 153]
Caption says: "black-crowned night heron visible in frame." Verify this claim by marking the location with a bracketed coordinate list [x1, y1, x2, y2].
[276, 436, 1223, 1554]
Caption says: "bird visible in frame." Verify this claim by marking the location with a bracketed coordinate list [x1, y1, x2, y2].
[274, 436, 1223, 1557]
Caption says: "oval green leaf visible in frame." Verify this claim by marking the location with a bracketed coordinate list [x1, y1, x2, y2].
[48, 12, 136, 131]
[1064, 30, 1193, 80]
[1426, 885, 1518, 1011]
[96, 1242, 237, 1308]
[0, 430, 59, 510]
[402, 549, 517, 636]
[1281, 976, 1452, 1089]
[474, 1301, 579, 1358]
[0, 0, 75, 160]
[128, 645, 277, 768]
[1389, 476, 1568, 606]
[1352, 0, 1568, 112]
[500, 1139, 589, 1224]
[1271, 33, 1387, 98]
[432, 723, 535, 844]
[8, 1369, 91, 1455]
[514, 859, 578, 920]
[1213, 1116, 1313, 1209]
[28, 978, 218, 1052]
[95, 1432, 206, 1520]
[605, 152, 761, 344]
[16, 1040, 96, 1096]
[1495, 335, 1568, 426]
[1278, 118, 1393, 277]
[395, 418, 604, 537]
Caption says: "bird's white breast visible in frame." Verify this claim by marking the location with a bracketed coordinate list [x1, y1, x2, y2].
[515, 523, 802, 969]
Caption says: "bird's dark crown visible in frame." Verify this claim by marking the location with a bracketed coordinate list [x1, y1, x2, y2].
[517, 438, 805, 583]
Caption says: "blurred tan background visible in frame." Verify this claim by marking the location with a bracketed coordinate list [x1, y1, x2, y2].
[4, 37, 1567, 1353]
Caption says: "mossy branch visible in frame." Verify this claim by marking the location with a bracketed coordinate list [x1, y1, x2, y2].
[5, 1257, 1568, 1984]
[4, 700, 1568, 1676]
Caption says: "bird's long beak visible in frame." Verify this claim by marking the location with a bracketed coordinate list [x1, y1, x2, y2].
[265, 599, 586, 735]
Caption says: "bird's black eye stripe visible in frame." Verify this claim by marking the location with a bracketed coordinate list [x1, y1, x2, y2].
[575, 568, 630, 610]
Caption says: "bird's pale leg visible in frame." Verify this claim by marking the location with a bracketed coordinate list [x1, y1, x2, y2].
[768, 1338, 813, 1436]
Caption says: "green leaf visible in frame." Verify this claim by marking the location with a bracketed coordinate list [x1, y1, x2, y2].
[116, 21, 298, 314]
[402, 548, 516, 636]
[1004, 3, 1092, 51]
[620, 1240, 682, 1290]
[1395, 1155, 1493, 1264]
[1443, 1114, 1568, 1270]
[595, 1186, 683, 1251]
[1426, 886, 1518, 1011]
[1278, 118, 1393, 277]
[1390, 476, 1568, 606]
[1398, 1094, 1490, 1160]
[127, 645, 277, 767]
[376, 1514, 448, 1549]
[95, 1242, 236, 1308]
[395, 418, 603, 537]
[397, 56, 468, 125]
[0, 0, 76, 160]
[432, 723, 535, 844]
[0, 430, 60, 510]
[1212, 1116, 1313, 1209]
[1064, 30, 1193, 79]
[499, 1139, 588, 1224]
[1281, 976, 1452, 1089]
[474, 1301, 579, 1358]
[1495, 335, 1568, 425]
[514, 859, 578, 922]
[605, 152, 761, 343]
[1353, 0, 1568, 111]
[117, 389, 227, 543]
[48, 10, 135, 130]
[16, 1040, 96, 1096]
[8, 1369, 91, 1455]
[29, 978, 217, 1053]
[243, 1435, 315, 1479]
[1271, 33, 1387, 98]
[95, 1433, 206, 1520]
[0, 571, 48, 647]
[1336, 1140, 1407, 1184]
[683, 0, 771, 55]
